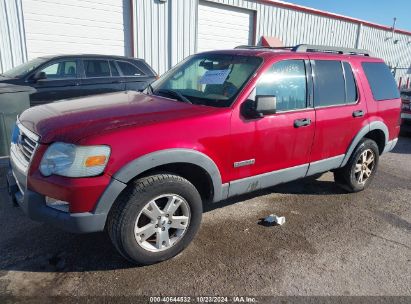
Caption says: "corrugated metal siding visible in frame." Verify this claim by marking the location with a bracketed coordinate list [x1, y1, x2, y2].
[208, 0, 359, 48]
[134, 0, 196, 75]
[360, 26, 411, 83]
[134, 0, 411, 83]
[0, 0, 27, 73]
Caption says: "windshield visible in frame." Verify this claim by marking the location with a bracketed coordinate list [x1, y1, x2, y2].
[3, 57, 48, 78]
[150, 54, 262, 107]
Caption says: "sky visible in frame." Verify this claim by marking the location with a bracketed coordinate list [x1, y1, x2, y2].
[285, 0, 411, 31]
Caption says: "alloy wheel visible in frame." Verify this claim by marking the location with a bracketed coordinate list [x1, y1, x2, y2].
[354, 149, 376, 185]
[134, 194, 191, 252]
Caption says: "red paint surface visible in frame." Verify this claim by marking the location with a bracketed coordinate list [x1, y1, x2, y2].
[20, 49, 401, 213]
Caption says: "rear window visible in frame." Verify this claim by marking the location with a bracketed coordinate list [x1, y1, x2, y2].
[362, 62, 400, 101]
[84, 60, 111, 78]
[313, 60, 346, 106]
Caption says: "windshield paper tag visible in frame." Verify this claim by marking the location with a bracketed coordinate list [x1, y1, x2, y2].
[199, 69, 230, 85]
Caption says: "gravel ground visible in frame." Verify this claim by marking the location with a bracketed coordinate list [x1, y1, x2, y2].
[0, 136, 410, 299]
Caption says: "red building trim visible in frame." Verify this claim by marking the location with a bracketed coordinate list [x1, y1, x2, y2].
[258, 0, 411, 36]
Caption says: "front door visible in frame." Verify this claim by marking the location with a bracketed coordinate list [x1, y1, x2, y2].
[30, 59, 81, 106]
[229, 58, 316, 195]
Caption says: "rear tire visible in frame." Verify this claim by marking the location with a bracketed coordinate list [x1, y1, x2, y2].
[107, 173, 202, 265]
[334, 138, 379, 193]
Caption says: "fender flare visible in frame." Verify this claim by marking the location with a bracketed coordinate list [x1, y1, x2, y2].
[94, 149, 225, 214]
[340, 121, 389, 167]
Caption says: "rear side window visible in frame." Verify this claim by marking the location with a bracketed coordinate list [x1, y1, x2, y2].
[362, 62, 400, 101]
[256, 60, 307, 111]
[116, 61, 144, 76]
[84, 60, 111, 78]
[313, 60, 346, 106]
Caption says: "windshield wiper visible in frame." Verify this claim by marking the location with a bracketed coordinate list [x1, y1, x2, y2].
[154, 89, 192, 104]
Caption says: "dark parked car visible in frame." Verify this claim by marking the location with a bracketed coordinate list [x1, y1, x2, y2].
[0, 55, 157, 106]
[400, 89, 411, 133]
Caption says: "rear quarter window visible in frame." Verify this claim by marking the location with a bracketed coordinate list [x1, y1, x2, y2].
[362, 62, 400, 101]
[116, 61, 144, 76]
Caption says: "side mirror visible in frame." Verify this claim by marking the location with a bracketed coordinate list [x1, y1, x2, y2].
[255, 95, 277, 115]
[241, 95, 277, 119]
[32, 71, 47, 81]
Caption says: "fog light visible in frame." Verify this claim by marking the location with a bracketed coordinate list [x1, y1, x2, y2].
[46, 197, 69, 212]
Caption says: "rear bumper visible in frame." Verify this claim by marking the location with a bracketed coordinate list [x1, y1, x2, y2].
[383, 138, 398, 154]
[7, 170, 107, 233]
[401, 112, 411, 121]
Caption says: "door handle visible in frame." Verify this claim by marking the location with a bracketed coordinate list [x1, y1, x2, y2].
[294, 118, 311, 128]
[353, 110, 364, 118]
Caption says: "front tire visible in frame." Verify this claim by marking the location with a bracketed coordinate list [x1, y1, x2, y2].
[334, 138, 379, 192]
[107, 173, 203, 265]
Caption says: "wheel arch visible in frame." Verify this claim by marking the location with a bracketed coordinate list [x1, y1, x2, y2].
[341, 121, 388, 167]
[94, 149, 226, 215]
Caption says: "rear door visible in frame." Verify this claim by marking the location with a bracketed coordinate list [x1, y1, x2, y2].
[115, 60, 155, 91]
[308, 57, 368, 173]
[79, 58, 125, 96]
[29, 58, 81, 105]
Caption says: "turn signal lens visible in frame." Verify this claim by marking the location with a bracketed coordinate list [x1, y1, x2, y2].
[85, 155, 107, 167]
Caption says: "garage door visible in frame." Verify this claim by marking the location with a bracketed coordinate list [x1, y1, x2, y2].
[197, 1, 254, 53]
[22, 0, 128, 59]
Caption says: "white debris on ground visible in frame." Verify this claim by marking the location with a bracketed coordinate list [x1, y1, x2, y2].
[263, 214, 286, 226]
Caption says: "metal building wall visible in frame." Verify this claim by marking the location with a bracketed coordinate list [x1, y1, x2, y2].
[133, 0, 197, 75]
[360, 26, 411, 82]
[22, 0, 128, 59]
[0, 0, 27, 73]
[134, 0, 411, 82]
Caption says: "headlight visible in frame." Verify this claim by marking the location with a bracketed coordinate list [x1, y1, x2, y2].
[40, 142, 110, 177]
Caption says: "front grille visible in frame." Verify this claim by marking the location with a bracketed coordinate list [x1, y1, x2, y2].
[17, 132, 36, 162]
[11, 121, 40, 170]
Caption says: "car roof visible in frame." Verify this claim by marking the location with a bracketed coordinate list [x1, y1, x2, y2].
[37, 54, 146, 61]
[197, 48, 382, 61]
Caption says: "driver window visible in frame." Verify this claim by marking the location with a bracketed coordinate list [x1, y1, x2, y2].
[256, 60, 307, 111]
[40, 60, 78, 79]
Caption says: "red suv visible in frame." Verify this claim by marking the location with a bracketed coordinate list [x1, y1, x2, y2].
[7, 45, 401, 265]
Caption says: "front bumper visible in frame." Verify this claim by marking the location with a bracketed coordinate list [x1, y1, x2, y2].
[7, 170, 107, 233]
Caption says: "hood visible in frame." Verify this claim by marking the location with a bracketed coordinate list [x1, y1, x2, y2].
[19, 91, 219, 143]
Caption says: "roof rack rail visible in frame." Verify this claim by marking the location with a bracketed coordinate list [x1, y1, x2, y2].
[292, 44, 371, 56]
[235, 44, 371, 56]
[234, 45, 295, 50]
